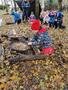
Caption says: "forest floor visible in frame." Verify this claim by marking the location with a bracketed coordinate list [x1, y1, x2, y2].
[0, 11, 68, 90]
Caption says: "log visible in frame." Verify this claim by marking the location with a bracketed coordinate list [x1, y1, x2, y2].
[8, 54, 46, 64]
[10, 47, 32, 54]
[8, 53, 65, 67]
[9, 36, 28, 42]
[1, 34, 28, 42]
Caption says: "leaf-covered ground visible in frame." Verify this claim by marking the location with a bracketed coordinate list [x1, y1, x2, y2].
[0, 11, 68, 90]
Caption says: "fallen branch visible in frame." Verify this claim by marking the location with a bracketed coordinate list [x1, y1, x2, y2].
[8, 54, 46, 64]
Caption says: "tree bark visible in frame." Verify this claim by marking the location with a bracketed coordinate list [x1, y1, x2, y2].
[58, 0, 62, 10]
[13, 0, 17, 11]
[35, 0, 40, 18]
[9, 54, 46, 64]
[3, 0, 8, 12]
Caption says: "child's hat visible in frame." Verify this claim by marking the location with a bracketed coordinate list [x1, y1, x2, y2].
[31, 19, 41, 30]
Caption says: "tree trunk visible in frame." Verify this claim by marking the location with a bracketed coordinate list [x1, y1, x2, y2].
[1, 0, 4, 10]
[35, 0, 40, 18]
[4, 0, 8, 12]
[9, 54, 47, 64]
[13, 0, 17, 11]
[58, 0, 62, 10]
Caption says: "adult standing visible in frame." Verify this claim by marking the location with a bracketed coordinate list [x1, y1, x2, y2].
[22, 0, 30, 21]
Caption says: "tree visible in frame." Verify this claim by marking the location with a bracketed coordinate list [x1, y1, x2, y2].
[49, 0, 53, 9]
[35, 0, 40, 18]
[13, 0, 17, 11]
[58, 0, 62, 10]
[3, 0, 9, 13]
[1, 0, 4, 10]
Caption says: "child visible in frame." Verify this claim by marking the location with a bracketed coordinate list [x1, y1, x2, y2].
[29, 12, 36, 21]
[40, 10, 46, 23]
[22, 0, 30, 21]
[56, 10, 64, 29]
[28, 12, 36, 25]
[11, 11, 21, 24]
[40, 10, 50, 24]
[43, 10, 50, 24]
[49, 10, 56, 27]
[28, 20, 54, 55]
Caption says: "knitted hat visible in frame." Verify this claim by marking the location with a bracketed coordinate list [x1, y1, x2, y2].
[31, 20, 41, 30]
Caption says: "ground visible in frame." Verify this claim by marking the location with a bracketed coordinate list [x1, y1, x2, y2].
[0, 11, 68, 90]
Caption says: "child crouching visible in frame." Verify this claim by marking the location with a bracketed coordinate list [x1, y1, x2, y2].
[28, 20, 54, 55]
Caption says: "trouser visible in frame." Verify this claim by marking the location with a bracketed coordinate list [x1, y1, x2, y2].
[57, 20, 62, 28]
[49, 22, 54, 27]
[54, 21, 58, 29]
[15, 19, 21, 24]
[17, 19, 21, 24]
[22, 10, 29, 20]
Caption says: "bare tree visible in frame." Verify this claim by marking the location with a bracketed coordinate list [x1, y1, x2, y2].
[1, 0, 4, 9]
[35, 0, 40, 18]
[3, 0, 9, 12]
[13, 0, 17, 11]
[58, 0, 62, 10]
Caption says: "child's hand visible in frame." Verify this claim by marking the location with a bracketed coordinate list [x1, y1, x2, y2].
[28, 42, 32, 45]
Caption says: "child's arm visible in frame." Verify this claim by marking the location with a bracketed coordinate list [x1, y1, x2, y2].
[28, 34, 39, 45]
[31, 35, 38, 45]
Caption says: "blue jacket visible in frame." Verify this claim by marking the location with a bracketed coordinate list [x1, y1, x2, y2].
[49, 13, 55, 23]
[31, 29, 52, 48]
[22, 1, 30, 10]
[11, 11, 21, 23]
[56, 11, 63, 22]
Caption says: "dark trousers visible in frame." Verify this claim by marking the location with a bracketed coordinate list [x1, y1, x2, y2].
[57, 21, 62, 28]
[15, 19, 21, 24]
[49, 22, 54, 27]
[54, 21, 58, 29]
[17, 19, 21, 24]
[22, 10, 29, 20]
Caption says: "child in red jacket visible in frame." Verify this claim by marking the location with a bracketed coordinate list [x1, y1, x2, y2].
[28, 19, 54, 55]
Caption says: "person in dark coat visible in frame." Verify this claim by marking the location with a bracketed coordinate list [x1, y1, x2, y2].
[22, 0, 30, 21]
